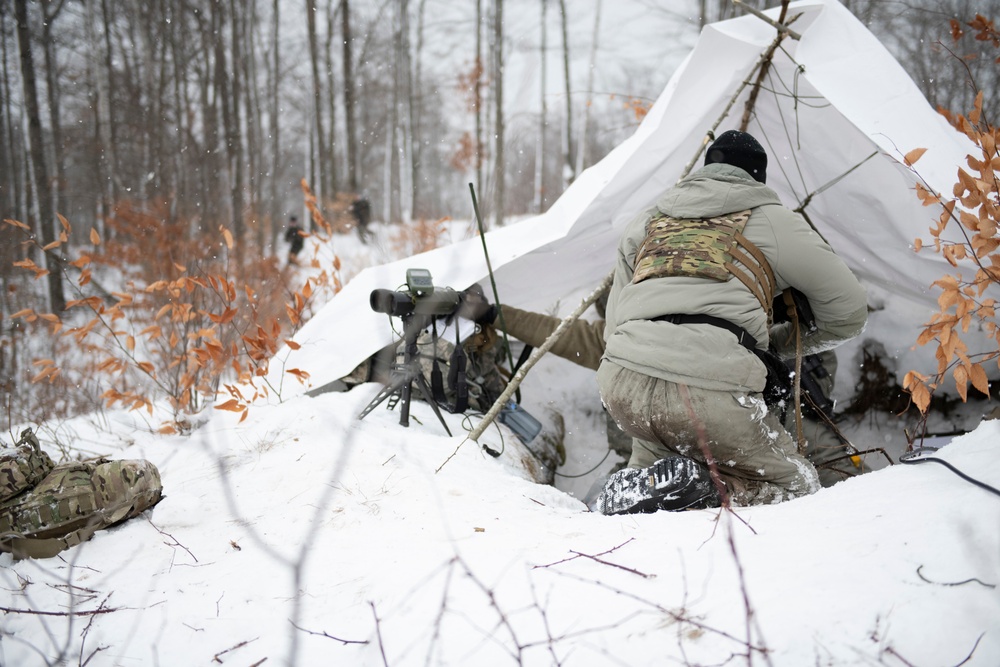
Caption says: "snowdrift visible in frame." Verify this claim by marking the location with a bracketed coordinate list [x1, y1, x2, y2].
[2, 390, 998, 665]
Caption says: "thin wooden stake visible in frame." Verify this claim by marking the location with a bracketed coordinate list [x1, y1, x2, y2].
[468, 272, 613, 442]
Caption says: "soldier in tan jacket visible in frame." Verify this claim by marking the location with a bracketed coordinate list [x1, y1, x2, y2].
[596, 130, 868, 514]
[462, 292, 866, 491]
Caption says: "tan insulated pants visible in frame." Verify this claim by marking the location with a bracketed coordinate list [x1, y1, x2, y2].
[597, 362, 820, 505]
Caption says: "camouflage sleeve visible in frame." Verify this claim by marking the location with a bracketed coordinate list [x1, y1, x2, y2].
[498, 305, 606, 371]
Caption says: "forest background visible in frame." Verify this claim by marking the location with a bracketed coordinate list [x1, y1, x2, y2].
[1, 0, 998, 432]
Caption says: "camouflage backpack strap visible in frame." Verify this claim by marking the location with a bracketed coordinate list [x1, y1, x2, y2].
[0, 429, 55, 503]
[728, 228, 776, 322]
[632, 209, 775, 321]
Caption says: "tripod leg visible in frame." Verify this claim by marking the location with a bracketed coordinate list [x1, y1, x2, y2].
[412, 374, 453, 437]
[358, 371, 410, 421]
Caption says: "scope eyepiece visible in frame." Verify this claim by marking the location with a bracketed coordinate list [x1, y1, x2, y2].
[370, 289, 415, 317]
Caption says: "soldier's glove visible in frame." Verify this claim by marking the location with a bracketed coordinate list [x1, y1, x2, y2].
[458, 284, 498, 325]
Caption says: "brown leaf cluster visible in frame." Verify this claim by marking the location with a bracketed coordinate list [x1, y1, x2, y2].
[6, 196, 343, 429]
[907, 81, 999, 412]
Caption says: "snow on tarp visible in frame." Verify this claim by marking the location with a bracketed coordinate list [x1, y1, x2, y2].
[267, 0, 978, 401]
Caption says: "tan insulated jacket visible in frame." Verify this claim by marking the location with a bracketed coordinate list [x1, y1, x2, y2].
[603, 163, 868, 394]
[499, 305, 606, 371]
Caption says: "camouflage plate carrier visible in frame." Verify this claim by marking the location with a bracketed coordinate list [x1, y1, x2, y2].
[0, 429, 163, 559]
[633, 209, 776, 319]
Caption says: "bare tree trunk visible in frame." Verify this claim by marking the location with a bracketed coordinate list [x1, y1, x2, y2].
[340, 0, 358, 194]
[474, 0, 484, 198]
[574, 0, 601, 176]
[269, 0, 281, 245]
[83, 0, 106, 226]
[211, 0, 240, 249]
[306, 0, 329, 204]
[241, 0, 264, 248]
[99, 0, 119, 208]
[14, 0, 65, 313]
[558, 0, 573, 188]
[227, 0, 244, 261]
[325, 0, 339, 194]
[40, 0, 67, 218]
[151, 14, 170, 201]
[491, 0, 504, 227]
[1, 3, 24, 222]
[168, 0, 193, 224]
[396, 0, 413, 221]
[534, 0, 547, 213]
[411, 0, 428, 218]
[198, 0, 222, 227]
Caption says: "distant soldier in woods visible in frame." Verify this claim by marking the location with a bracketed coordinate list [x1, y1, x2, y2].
[350, 195, 372, 244]
[285, 215, 304, 264]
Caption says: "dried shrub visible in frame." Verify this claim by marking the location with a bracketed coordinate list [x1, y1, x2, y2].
[391, 217, 451, 256]
[6, 195, 341, 431]
[904, 16, 999, 414]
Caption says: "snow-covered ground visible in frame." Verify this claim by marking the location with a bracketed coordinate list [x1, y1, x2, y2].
[3, 221, 999, 667]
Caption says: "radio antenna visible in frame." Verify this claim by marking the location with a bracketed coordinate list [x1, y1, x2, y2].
[469, 183, 517, 383]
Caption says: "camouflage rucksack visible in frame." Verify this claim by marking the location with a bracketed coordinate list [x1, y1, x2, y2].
[0, 430, 163, 559]
[0, 429, 55, 503]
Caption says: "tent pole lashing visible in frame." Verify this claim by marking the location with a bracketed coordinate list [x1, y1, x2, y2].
[732, 0, 801, 40]
[739, 1, 797, 132]
[679, 4, 800, 180]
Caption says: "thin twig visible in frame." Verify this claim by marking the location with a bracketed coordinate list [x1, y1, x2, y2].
[212, 638, 258, 663]
[678, 383, 771, 667]
[145, 515, 198, 564]
[370, 601, 390, 667]
[952, 633, 985, 667]
[289, 621, 369, 645]
[78, 593, 112, 667]
[533, 538, 636, 569]
[567, 550, 656, 579]
[0, 605, 121, 617]
[456, 558, 524, 663]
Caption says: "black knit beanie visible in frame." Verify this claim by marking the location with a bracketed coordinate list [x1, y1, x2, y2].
[705, 130, 767, 183]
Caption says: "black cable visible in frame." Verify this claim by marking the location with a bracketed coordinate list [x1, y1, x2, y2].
[900, 451, 1000, 499]
[554, 449, 613, 479]
[461, 412, 505, 458]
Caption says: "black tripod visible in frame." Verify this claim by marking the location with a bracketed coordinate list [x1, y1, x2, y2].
[358, 314, 453, 436]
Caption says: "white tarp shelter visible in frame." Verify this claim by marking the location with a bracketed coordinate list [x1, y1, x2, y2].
[267, 0, 976, 400]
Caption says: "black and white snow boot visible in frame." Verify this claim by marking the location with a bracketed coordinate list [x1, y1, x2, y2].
[597, 456, 719, 515]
